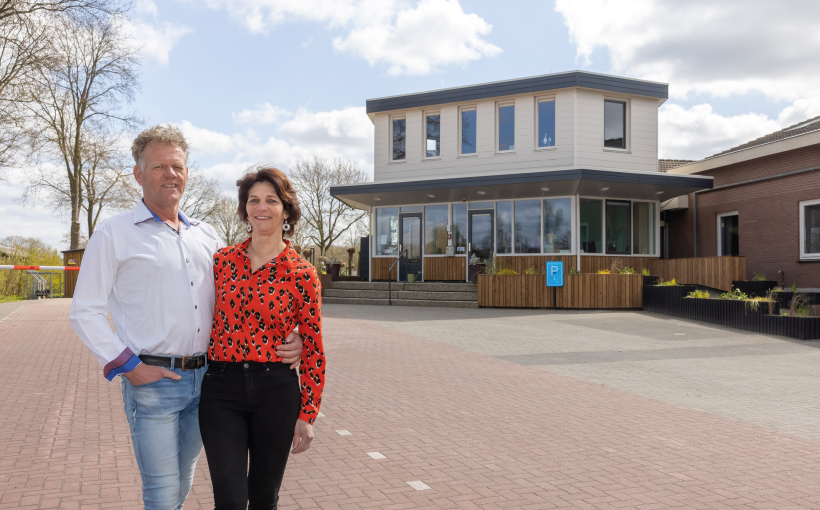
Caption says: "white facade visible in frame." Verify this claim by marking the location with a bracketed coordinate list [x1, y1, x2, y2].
[373, 87, 661, 183]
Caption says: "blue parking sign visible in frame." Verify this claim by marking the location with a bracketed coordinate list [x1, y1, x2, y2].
[546, 261, 563, 287]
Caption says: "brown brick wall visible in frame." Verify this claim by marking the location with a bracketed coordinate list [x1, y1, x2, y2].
[666, 144, 820, 288]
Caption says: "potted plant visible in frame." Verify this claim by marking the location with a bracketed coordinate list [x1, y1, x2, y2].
[468, 254, 487, 283]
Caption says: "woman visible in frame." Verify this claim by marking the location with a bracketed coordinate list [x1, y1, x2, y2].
[200, 165, 325, 510]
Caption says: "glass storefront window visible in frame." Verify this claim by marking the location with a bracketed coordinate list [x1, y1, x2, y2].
[496, 201, 512, 254]
[375, 207, 399, 255]
[633, 202, 656, 255]
[580, 199, 603, 254]
[514, 200, 541, 253]
[452, 203, 467, 255]
[424, 204, 448, 255]
[606, 200, 631, 254]
[543, 198, 572, 253]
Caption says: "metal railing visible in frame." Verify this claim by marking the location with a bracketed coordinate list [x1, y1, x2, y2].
[387, 247, 406, 306]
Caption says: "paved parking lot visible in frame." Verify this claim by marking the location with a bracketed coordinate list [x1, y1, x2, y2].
[3, 299, 820, 509]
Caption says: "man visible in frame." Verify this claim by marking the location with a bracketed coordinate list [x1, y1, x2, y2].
[70, 125, 302, 510]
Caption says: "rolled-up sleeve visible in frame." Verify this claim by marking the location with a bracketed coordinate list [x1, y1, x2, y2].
[69, 226, 140, 380]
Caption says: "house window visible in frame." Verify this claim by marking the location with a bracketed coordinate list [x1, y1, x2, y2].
[544, 198, 572, 253]
[375, 207, 399, 255]
[801, 199, 820, 260]
[425, 113, 440, 158]
[460, 108, 477, 155]
[536, 99, 556, 148]
[496, 201, 512, 254]
[514, 200, 541, 253]
[452, 203, 467, 254]
[605, 200, 631, 254]
[391, 117, 406, 161]
[633, 202, 656, 255]
[717, 212, 739, 256]
[604, 100, 626, 149]
[424, 204, 448, 255]
[497, 103, 515, 152]
[580, 199, 603, 253]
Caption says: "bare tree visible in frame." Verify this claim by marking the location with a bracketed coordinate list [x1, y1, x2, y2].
[289, 155, 369, 256]
[24, 13, 139, 249]
[0, 1, 124, 175]
[210, 196, 247, 246]
[25, 127, 133, 237]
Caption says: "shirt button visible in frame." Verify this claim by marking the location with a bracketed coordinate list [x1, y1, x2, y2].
[191, 282, 194, 286]
[186, 258, 189, 263]
[197, 328, 201, 333]
[194, 305, 198, 309]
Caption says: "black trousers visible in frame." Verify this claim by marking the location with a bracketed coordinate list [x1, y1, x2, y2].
[199, 361, 301, 510]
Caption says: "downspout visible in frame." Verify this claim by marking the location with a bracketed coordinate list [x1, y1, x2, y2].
[692, 192, 697, 258]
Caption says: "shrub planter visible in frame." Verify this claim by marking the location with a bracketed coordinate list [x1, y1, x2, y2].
[773, 291, 820, 307]
[642, 285, 697, 315]
[644, 288, 820, 340]
[732, 280, 776, 297]
[642, 275, 660, 286]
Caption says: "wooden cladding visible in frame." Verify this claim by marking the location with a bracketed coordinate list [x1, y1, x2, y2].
[371, 257, 397, 281]
[423, 257, 465, 281]
[478, 274, 643, 309]
[647, 257, 745, 292]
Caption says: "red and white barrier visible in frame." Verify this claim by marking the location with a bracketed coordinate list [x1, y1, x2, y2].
[0, 265, 80, 271]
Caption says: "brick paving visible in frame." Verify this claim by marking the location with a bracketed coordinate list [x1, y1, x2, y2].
[4, 299, 820, 508]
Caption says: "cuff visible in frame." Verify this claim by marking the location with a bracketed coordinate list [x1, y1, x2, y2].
[104, 348, 141, 381]
[299, 409, 318, 425]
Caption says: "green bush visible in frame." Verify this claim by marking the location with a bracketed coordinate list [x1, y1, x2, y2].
[686, 289, 710, 299]
[658, 278, 678, 286]
[641, 268, 650, 276]
[719, 289, 748, 300]
[0, 236, 63, 298]
[496, 268, 518, 275]
[523, 267, 537, 275]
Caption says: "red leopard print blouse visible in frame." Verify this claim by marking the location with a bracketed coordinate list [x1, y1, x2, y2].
[209, 238, 324, 424]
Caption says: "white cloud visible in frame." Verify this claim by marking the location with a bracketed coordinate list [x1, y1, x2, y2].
[658, 103, 779, 159]
[196, 0, 499, 75]
[177, 121, 237, 155]
[135, 0, 159, 17]
[232, 103, 291, 125]
[123, 19, 193, 65]
[333, 0, 501, 75]
[555, 0, 820, 102]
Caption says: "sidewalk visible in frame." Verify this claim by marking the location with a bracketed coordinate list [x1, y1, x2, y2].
[3, 299, 820, 509]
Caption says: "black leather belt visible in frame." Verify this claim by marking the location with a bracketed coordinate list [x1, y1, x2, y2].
[139, 354, 207, 371]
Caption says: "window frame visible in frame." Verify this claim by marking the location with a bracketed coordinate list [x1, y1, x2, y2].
[799, 199, 820, 260]
[535, 96, 557, 151]
[495, 101, 516, 154]
[423, 110, 441, 160]
[631, 198, 659, 256]
[542, 196, 575, 254]
[716, 211, 739, 257]
[390, 114, 407, 163]
[604, 199, 632, 255]
[458, 105, 478, 157]
[372, 206, 400, 257]
[603, 98, 629, 152]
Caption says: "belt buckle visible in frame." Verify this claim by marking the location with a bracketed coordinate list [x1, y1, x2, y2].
[181, 356, 194, 371]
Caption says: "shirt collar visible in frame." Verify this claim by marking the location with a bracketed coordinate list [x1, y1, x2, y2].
[133, 199, 198, 227]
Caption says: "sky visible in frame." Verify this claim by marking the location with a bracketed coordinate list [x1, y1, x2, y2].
[3, 0, 820, 250]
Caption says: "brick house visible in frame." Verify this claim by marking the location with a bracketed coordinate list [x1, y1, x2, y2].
[663, 116, 820, 289]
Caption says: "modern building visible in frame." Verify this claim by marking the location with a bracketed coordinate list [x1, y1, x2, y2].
[331, 71, 713, 282]
[664, 116, 820, 289]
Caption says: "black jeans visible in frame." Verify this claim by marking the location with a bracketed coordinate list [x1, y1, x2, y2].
[199, 361, 301, 510]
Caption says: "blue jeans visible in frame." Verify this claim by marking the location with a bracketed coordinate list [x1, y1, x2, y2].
[122, 366, 206, 510]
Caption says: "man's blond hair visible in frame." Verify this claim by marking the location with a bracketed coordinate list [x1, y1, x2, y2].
[131, 125, 189, 169]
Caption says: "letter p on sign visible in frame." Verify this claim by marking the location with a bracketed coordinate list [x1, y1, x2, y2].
[546, 261, 563, 287]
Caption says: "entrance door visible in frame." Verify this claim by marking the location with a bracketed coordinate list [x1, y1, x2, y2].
[718, 212, 739, 256]
[399, 213, 422, 281]
[467, 210, 494, 281]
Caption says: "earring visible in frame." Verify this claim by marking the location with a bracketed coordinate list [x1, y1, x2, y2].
[246, 222, 253, 233]
[282, 220, 291, 232]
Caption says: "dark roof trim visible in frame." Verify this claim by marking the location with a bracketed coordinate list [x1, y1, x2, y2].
[366, 71, 668, 114]
[331, 169, 711, 196]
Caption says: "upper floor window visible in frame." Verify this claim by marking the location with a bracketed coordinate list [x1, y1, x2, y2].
[800, 199, 820, 260]
[425, 112, 440, 158]
[497, 103, 515, 152]
[391, 116, 406, 161]
[536, 99, 556, 148]
[604, 100, 626, 149]
[460, 107, 477, 155]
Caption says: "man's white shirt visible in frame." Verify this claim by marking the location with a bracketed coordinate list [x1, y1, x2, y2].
[70, 200, 224, 379]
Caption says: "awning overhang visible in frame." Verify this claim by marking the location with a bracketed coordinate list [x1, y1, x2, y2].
[330, 169, 713, 210]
